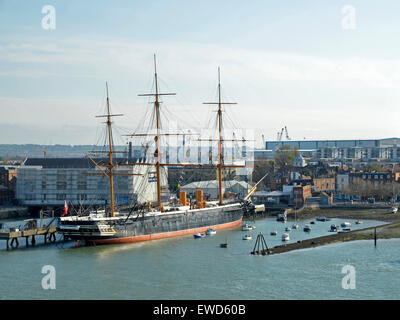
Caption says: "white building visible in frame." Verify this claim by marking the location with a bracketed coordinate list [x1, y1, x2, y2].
[15, 158, 152, 207]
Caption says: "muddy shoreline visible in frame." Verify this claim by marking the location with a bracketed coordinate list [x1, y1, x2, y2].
[251, 207, 400, 255]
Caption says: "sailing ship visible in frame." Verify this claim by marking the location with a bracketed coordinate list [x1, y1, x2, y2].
[57, 56, 260, 246]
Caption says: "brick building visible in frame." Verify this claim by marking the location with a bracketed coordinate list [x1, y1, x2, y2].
[293, 184, 312, 208]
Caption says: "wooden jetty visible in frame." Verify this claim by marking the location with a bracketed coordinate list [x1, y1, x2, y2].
[0, 219, 58, 249]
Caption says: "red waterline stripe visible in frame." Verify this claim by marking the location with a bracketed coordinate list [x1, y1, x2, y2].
[93, 217, 243, 245]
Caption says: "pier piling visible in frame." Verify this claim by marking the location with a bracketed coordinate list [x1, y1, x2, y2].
[251, 233, 270, 255]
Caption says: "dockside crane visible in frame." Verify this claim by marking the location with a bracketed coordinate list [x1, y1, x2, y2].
[32, 147, 47, 158]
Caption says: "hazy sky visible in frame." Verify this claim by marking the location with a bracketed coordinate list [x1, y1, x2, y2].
[0, 0, 400, 146]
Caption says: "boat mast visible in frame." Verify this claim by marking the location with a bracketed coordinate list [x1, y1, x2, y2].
[105, 82, 116, 217]
[217, 68, 224, 205]
[137, 55, 176, 212]
[204, 68, 237, 206]
[154, 56, 163, 212]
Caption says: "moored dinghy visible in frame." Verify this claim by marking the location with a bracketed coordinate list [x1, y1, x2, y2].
[282, 233, 290, 241]
[206, 228, 216, 235]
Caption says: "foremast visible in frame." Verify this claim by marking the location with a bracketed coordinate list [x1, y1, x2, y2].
[86, 83, 139, 218]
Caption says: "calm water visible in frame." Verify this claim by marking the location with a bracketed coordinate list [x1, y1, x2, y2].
[0, 216, 399, 300]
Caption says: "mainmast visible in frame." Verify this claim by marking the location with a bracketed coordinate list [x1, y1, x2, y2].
[137, 55, 176, 212]
[105, 83, 116, 217]
[122, 61, 247, 209]
[203, 67, 237, 205]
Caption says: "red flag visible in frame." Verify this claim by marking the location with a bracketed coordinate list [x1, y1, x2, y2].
[62, 200, 68, 216]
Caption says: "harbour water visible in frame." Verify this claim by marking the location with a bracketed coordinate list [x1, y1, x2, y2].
[0, 216, 399, 300]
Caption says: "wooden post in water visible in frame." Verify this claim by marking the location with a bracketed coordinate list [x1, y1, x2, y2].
[374, 227, 377, 247]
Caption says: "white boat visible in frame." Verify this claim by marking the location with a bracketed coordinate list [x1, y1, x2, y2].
[303, 225, 311, 232]
[355, 220, 363, 225]
[285, 227, 291, 232]
[282, 233, 290, 241]
[242, 234, 252, 240]
[391, 207, 398, 214]
[270, 231, 278, 236]
[341, 222, 351, 228]
[193, 232, 205, 239]
[206, 228, 216, 235]
[292, 224, 299, 230]
[242, 224, 255, 231]
[277, 213, 287, 222]
[330, 224, 338, 232]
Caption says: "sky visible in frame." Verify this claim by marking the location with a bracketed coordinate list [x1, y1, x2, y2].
[0, 0, 400, 146]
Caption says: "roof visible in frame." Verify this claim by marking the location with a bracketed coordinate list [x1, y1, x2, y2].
[23, 157, 144, 169]
[253, 190, 291, 197]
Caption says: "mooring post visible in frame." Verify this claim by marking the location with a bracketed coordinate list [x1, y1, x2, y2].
[374, 227, 377, 247]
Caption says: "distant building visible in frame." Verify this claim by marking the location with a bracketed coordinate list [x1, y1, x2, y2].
[15, 158, 146, 207]
[251, 190, 291, 206]
[293, 185, 312, 208]
[180, 180, 252, 200]
[293, 155, 306, 168]
[349, 171, 400, 188]
[264, 138, 400, 161]
[0, 166, 17, 205]
[336, 173, 350, 191]
[313, 177, 335, 193]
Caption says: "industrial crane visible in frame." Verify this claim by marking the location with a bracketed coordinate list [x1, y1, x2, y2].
[277, 126, 291, 141]
[32, 147, 47, 158]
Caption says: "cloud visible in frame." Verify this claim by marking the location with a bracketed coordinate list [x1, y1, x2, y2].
[1, 36, 400, 143]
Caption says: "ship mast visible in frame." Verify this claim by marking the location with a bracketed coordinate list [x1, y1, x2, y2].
[86, 82, 141, 218]
[122, 62, 247, 209]
[137, 55, 176, 212]
[204, 67, 237, 205]
[105, 83, 116, 217]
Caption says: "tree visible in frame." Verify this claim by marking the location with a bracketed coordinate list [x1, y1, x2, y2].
[252, 160, 273, 190]
[274, 145, 298, 176]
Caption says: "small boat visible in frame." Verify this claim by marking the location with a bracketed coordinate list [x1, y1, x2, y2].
[391, 207, 398, 214]
[316, 217, 330, 222]
[329, 224, 338, 232]
[242, 235, 252, 240]
[206, 228, 216, 235]
[355, 220, 363, 225]
[276, 213, 287, 222]
[193, 232, 205, 239]
[220, 237, 228, 248]
[282, 233, 290, 241]
[292, 223, 299, 230]
[303, 225, 311, 232]
[341, 222, 351, 228]
[285, 227, 291, 232]
[270, 231, 278, 236]
[341, 228, 351, 232]
[242, 224, 255, 231]
[310, 221, 315, 225]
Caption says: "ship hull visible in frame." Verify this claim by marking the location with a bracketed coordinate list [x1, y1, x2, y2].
[58, 203, 244, 246]
[93, 216, 242, 245]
